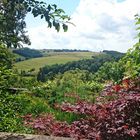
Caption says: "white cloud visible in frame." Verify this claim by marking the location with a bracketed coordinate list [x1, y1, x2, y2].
[26, 0, 140, 52]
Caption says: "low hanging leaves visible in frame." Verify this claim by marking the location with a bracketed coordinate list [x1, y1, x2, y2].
[27, 7, 31, 12]
[63, 24, 68, 32]
[55, 23, 60, 32]
[0, 0, 71, 47]
[48, 22, 52, 28]
[40, 15, 43, 19]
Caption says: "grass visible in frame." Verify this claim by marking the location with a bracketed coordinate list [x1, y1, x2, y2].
[14, 52, 98, 74]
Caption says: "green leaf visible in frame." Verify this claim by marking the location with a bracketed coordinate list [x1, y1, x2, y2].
[41, 15, 44, 19]
[55, 23, 60, 32]
[136, 27, 140, 30]
[58, 9, 65, 14]
[44, 11, 49, 18]
[45, 15, 50, 22]
[52, 4, 57, 9]
[62, 24, 68, 32]
[136, 21, 140, 25]
[40, 2, 44, 4]
[53, 20, 56, 26]
[61, 15, 69, 20]
[138, 33, 140, 37]
[32, 8, 38, 17]
[47, 4, 52, 11]
[48, 22, 52, 28]
[27, 7, 31, 12]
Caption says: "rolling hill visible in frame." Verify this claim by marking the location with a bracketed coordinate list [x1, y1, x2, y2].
[14, 52, 97, 74]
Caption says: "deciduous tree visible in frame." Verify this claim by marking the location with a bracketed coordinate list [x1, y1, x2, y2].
[0, 0, 70, 48]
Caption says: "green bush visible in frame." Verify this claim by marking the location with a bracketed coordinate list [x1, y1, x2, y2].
[33, 70, 103, 105]
[121, 45, 140, 78]
[94, 62, 125, 84]
[0, 89, 50, 132]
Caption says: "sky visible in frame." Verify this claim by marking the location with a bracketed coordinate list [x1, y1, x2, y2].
[25, 0, 140, 52]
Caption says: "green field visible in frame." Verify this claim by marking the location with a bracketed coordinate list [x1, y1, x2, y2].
[14, 52, 97, 74]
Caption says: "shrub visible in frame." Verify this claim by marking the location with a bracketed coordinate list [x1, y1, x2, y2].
[23, 78, 140, 140]
[0, 89, 49, 132]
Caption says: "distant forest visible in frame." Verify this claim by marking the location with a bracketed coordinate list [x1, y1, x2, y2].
[13, 47, 43, 60]
[45, 49, 90, 52]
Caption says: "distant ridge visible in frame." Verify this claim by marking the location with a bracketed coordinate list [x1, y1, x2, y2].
[42, 49, 91, 52]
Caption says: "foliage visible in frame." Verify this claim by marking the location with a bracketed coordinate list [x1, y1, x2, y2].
[94, 42, 140, 84]
[0, 84, 85, 132]
[85, 81, 103, 93]
[0, 0, 70, 47]
[0, 44, 18, 89]
[119, 15, 140, 78]
[33, 69, 103, 106]
[103, 50, 125, 61]
[94, 61, 125, 84]
[0, 44, 14, 68]
[0, 45, 140, 138]
[13, 47, 43, 59]
[121, 14, 140, 78]
[0, 67, 18, 89]
[23, 78, 140, 140]
[120, 14, 140, 78]
[0, 90, 31, 132]
[0, 88, 52, 132]
[121, 45, 140, 78]
[37, 53, 115, 82]
[135, 14, 140, 41]
[0, 10, 140, 139]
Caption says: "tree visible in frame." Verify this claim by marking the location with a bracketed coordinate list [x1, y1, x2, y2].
[135, 14, 140, 43]
[0, 44, 18, 89]
[0, 44, 13, 68]
[120, 14, 140, 78]
[0, 0, 70, 48]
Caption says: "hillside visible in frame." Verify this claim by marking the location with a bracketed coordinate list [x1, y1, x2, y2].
[14, 52, 96, 74]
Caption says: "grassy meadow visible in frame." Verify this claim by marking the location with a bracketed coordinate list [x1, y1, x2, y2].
[14, 52, 97, 74]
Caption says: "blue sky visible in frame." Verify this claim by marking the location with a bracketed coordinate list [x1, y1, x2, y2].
[117, 0, 125, 2]
[44, 0, 80, 15]
[25, 0, 140, 52]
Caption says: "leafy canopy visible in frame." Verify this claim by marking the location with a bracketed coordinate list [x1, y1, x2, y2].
[0, 0, 70, 48]
[120, 14, 140, 78]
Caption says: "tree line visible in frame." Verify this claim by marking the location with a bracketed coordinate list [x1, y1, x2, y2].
[13, 47, 43, 61]
[37, 51, 124, 82]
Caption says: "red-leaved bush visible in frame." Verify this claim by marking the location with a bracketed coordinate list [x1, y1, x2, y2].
[23, 78, 140, 140]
